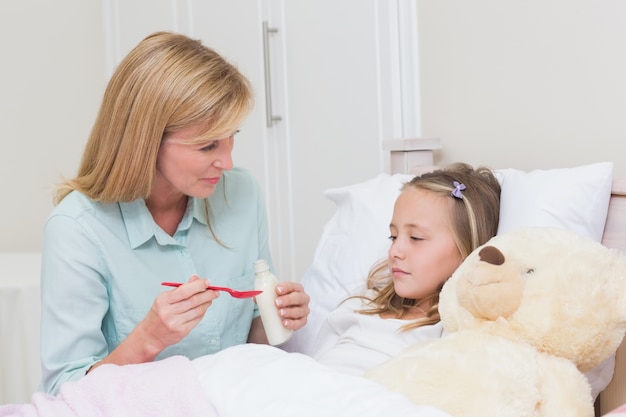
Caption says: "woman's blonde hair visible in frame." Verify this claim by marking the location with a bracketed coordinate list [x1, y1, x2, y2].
[55, 31, 253, 204]
[357, 162, 501, 330]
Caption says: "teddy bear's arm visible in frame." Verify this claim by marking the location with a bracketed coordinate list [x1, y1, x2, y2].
[536, 355, 595, 417]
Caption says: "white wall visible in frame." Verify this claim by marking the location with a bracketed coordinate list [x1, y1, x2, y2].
[3, 1, 626, 254]
[0, 1, 106, 252]
[417, 0, 626, 177]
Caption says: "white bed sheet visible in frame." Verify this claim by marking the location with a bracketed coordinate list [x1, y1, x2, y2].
[193, 343, 453, 417]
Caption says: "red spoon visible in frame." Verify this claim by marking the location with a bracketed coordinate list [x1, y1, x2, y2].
[161, 282, 262, 299]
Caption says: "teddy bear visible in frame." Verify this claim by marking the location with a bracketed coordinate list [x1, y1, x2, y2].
[365, 227, 626, 417]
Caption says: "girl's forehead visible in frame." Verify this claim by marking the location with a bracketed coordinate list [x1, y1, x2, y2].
[392, 188, 453, 227]
[398, 187, 448, 207]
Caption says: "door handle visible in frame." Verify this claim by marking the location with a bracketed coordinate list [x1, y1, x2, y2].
[262, 21, 282, 127]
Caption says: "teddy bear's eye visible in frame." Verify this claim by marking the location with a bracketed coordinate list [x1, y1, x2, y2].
[526, 268, 535, 274]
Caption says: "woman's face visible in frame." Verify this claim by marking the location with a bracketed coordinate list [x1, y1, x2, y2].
[387, 187, 463, 301]
[154, 124, 235, 199]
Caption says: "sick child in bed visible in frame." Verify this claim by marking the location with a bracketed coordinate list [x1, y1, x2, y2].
[310, 163, 501, 374]
[38, 31, 310, 395]
[309, 162, 614, 400]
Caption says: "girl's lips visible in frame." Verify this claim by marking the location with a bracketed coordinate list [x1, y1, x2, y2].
[391, 268, 409, 278]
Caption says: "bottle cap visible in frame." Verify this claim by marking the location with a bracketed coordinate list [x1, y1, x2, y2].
[253, 259, 269, 273]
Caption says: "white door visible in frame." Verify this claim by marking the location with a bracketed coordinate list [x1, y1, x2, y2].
[279, 1, 396, 279]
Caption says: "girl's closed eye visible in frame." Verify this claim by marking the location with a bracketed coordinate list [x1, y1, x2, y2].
[388, 235, 397, 242]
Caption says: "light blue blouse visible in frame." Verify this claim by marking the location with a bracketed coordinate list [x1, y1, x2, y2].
[39, 167, 271, 394]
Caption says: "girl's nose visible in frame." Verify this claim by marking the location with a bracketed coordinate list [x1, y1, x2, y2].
[388, 240, 405, 259]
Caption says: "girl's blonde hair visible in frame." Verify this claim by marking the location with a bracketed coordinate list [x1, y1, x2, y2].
[55, 31, 253, 204]
[357, 163, 501, 330]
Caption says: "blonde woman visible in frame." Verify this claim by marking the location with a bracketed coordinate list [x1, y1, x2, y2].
[39, 31, 310, 395]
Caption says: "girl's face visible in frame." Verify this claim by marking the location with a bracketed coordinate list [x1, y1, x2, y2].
[154, 124, 236, 199]
[388, 187, 463, 301]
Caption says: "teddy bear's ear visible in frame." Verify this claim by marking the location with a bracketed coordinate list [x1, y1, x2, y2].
[578, 244, 626, 369]
[572, 247, 626, 371]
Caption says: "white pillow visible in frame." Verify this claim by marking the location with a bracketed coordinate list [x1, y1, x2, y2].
[497, 162, 613, 242]
[283, 162, 614, 355]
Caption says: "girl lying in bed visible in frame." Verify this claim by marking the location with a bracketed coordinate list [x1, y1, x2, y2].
[306, 162, 613, 401]
[310, 163, 501, 374]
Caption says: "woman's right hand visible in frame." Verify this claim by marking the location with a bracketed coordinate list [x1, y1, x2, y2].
[87, 275, 218, 373]
[140, 275, 219, 354]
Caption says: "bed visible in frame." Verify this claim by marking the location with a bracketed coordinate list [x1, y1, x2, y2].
[1, 161, 626, 417]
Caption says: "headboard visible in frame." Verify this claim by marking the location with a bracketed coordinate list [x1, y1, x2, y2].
[598, 179, 626, 415]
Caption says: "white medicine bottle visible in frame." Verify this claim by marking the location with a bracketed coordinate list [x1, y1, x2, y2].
[253, 259, 293, 346]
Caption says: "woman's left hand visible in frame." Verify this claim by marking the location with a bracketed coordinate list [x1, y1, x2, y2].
[275, 282, 310, 331]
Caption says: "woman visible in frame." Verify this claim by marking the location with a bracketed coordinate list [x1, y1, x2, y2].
[39, 31, 310, 394]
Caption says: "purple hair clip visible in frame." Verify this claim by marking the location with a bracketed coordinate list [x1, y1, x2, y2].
[451, 181, 466, 199]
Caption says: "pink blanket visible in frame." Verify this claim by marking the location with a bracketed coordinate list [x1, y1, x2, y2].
[0, 356, 216, 417]
[605, 404, 626, 416]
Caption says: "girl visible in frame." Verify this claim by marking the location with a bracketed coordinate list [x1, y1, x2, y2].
[311, 163, 501, 374]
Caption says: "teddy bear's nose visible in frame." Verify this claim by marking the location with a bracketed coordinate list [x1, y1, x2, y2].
[478, 246, 505, 265]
